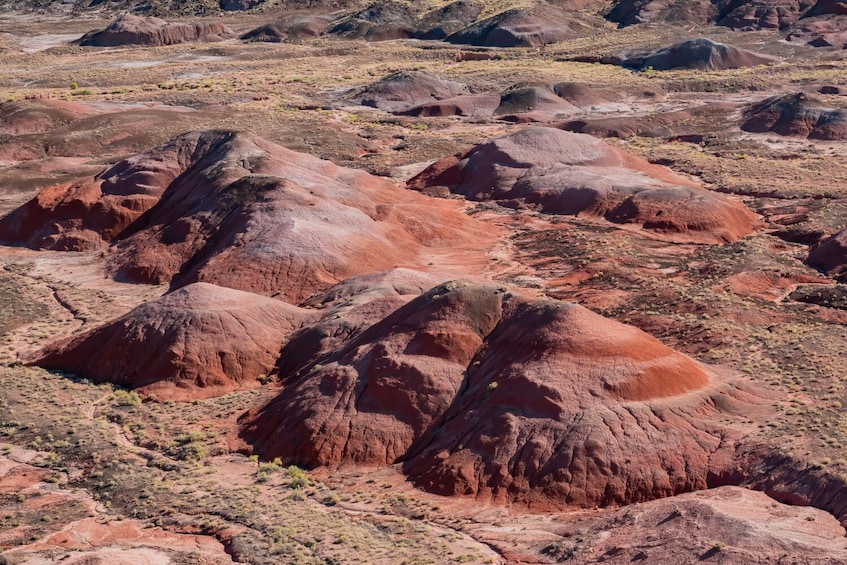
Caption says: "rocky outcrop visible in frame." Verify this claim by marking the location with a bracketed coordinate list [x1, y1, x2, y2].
[807, 227, 847, 280]
[408, 127, 759, 243]
[243, 282, 768, 508]
[32, 283, 318, 400]
[77, 15, 235, 47]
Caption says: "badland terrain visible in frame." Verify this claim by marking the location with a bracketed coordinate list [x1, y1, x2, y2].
[3, 0, 847, 563]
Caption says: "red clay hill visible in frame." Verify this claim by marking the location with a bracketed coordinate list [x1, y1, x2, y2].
[444, 2, 602, 47]
[77, 14, 235, 47]
[399, 81, 614, 119]
[413, 0, 483, 40]
[275, 268, 448, 379]
[0, 130, 498, 302]
[327, 2, 416, 41]
[0, 99, 99, 137]
[240, 15, 331, 42]
[0, 130, 215, 251]
[722, 0, 817, 29]
[32, 283, 318, 400]
[742, 92, 847, 140]
[607, 0, 716, 26]
[622, 38, 777, 71]
[351, 70, 470, 113]
[242, 281, 769, 508]
[608, 0, 816, 29]
[0, 99, 217, 184]
[409, 127, 759, 243]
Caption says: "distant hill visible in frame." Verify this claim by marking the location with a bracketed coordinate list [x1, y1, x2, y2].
[607, 0, 834, 30]
[0, 0, 337, 16]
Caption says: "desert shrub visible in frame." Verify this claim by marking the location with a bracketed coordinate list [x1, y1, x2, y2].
[286, 465, 310, 489]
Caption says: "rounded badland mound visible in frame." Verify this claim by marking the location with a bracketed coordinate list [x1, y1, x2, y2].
[718, 0, 815, 30]
[327, 2, 416, 41]
[0, 131, 208, 251]
[573, 486, 847, 563]
[408, 127, 759, 243]
[77, 14, 234, 47]
[743, 92, 847, 139]
[32, 283, 318, 400]
[0, 129, 497, 302]
[352, 71, 469, 112]
[623, 38, 777, 71]
[608, 0, 815, 29]
[445, 4, 583, 48]
[414, 0, 483, 40]
[0, 99, 98, 136]
[275, 268, 448, 378]
[400, 94, 500, 117]
[494, 84, 579, 116]
[240, 16, 331, 43]
[242, 281, 766, 507]
[607, 0, 716, 27]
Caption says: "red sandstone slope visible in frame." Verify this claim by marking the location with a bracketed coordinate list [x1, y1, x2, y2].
[409, 127, 760, 243]
[242, 281, 768, 508]
[0, 131, 210, 250]
[494, 83, 579, 117]
[32, 283, 318, 400]
[275, 268, 448, 378]
[0, 99, 214, 184]
[243, 282, 506, 467]
[106, 131, 496, 301]
[0, 129, 498, 302]
[240, 15, 332, 42]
